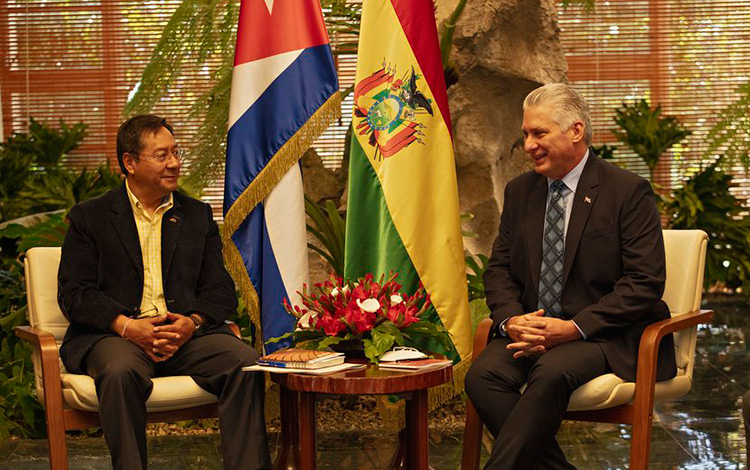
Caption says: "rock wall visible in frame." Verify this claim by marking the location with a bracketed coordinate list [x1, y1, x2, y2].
[437, 0, 568, 255]
[303, 1, 570, 281]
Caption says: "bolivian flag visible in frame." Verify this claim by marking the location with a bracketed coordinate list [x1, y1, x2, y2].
[345, 0, 471, 399]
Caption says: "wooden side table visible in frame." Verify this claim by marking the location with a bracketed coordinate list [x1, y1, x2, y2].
[271, 363, 452, 470]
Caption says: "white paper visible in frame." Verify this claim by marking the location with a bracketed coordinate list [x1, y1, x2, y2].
[242, 362, 366, 375]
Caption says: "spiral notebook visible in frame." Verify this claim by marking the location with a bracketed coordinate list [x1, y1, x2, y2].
[255, 348, 345, 370]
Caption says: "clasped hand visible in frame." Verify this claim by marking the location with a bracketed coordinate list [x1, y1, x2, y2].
[505, 309, 582, 359]
[121, 313, 195, 362]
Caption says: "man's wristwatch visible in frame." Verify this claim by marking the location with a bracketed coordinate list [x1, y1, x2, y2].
[499, 321, 508, 336]
[188, 314, 204, 335]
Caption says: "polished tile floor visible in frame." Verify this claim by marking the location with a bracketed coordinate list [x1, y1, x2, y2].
[0, 297, 746, 469]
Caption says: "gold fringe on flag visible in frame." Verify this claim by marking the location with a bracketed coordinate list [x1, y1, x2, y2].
[264, 383, 281, 425]
[221, 91, 342, 353]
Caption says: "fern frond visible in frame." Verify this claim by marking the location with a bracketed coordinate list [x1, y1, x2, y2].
[123, 0, 237, 117]
[703, 82, 750, 170]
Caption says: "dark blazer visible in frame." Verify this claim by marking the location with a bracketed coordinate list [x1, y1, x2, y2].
[58, 185, 237, 374]
[483, 153, 677, 382]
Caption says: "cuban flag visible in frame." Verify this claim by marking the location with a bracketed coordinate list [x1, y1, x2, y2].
[222, 0, 340, 353]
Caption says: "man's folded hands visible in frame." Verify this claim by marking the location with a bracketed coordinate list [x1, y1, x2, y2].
[506, 309, 583, 359]
[112, 312, 197, 362]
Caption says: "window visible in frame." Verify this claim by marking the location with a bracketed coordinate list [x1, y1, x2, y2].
[0, 0, 357, 217]
[5, 1, 749, 213]
[559, 0, 750, 199]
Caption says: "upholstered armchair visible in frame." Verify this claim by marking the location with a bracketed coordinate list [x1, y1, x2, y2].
[16, 247, 241, 470]
[461, 230, 715, 470]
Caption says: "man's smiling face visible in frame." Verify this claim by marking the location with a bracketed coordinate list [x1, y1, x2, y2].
[521, 105, 584, 180]
[124, 126, 181, 200]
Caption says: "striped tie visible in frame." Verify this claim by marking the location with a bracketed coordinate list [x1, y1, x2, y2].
[538, 180, 566, 318]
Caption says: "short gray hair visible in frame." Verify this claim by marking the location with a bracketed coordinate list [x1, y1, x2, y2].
[523, 83, 593, 145]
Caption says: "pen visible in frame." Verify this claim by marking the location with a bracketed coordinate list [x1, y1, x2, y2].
[256, 360, 290, 368]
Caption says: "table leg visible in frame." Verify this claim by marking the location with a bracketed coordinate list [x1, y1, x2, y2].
[274, 386, 300, 470]
[385, 429, 407, 469]
[405, 389, 429, 470]
[298, 391, 317, 470]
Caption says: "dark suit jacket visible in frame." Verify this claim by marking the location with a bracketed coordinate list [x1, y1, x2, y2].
[58, 185, 237, 374]
[483, 153, 677, 382]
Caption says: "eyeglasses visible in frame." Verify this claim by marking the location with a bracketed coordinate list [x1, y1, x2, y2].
[138, 147, 185, 164]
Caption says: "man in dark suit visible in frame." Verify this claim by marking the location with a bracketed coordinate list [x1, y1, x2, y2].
[465, 83, 677, 469]
[58, 115, 271, 470]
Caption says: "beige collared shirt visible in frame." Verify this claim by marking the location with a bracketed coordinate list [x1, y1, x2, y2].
[125, 180, 174, 317]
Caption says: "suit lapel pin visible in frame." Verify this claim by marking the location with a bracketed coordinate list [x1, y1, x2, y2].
[584, 196, 592, 204]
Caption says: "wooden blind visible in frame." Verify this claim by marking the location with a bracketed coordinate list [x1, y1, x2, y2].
[559, 0, 750, 198]
[0, 0, 358, 218]
[1, 1, 196, 167]
[6, 1, 746, 213]
[314, 1, 360, 171]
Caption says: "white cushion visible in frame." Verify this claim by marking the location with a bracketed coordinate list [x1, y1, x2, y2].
[61, 374, 218, 412]
[568, 374, 633, 411]
[25, 247, 69, 341]
[653, 375, 692, 402]
[663, 230, 708, 371]
[662, 230, 707, 315]
[566, 370, 691, 411]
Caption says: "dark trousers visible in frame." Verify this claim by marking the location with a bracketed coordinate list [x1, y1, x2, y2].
[86, 334, 271, 470]
[465, 336, 610, 470]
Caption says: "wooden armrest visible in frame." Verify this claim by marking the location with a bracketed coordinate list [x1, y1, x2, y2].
[227, 320, 240, 338]
[473, 318, 493, 358]
[636, 308, 714, 385]
[642, 309, 715, 341]
[628, 309, 714, 420]
[14, 325, 64, 406]
[14, 325, 68, 440]
[15, 325, 60, 358]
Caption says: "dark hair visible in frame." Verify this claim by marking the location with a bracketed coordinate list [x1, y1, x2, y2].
[116, 115, 174, 175]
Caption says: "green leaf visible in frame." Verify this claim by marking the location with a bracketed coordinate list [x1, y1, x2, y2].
[292, 329, 327, 342]
[703, 82, 750, 170]
[371, 323, 397, 356]
[265, 332, 293, 344]
[297, 333, 352, 351]
[295, 339, 326, 350]
[0, 118, 94, 222]
[401, 321, 453, 351]
[611, 99, 690, 180]
[465, 253, 488, 301]
[15, 213, 69, 252]
[469, 298, 491, 339]
[318, 336, 344, 349]
[0, 306, 27, 332]
[663, 159, 750, 293]
[363, 338, 379, 363]
[305, 196, 346, 277]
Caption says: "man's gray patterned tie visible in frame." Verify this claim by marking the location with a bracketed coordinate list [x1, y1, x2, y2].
[538, 180, 566, 318]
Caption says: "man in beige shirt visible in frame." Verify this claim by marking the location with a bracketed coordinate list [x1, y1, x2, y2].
[58, 115, 270, 470]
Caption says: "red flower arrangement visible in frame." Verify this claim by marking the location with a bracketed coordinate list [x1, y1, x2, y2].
[269, 273, 452, 362]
